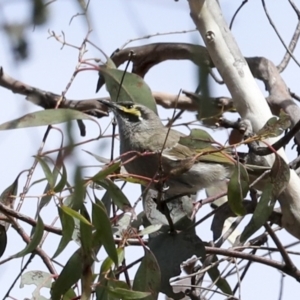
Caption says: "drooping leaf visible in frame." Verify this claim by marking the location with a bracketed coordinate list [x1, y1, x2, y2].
[149, 231, 205, 299]
[54, 162, 67, 193]
[32, 0, 48, 25]
[133, 248, 160, 300]
[100, 191, 112, 217]
[70, 167, 86, 211]
[61, 206, 91, 226]
[138, 224, 162, 236]
[80, 206, 93, 259]
[227, 162, 249, 216]
[100, 247, 125, 273]
[52, 207, 75, 258]
[38, 150, 64, 211]
[97, 179, 132, 211]
[62, 288, 77, 300]
[257, 110, 291, 138]
[107, 287, 151, 300]
[240, 184, 274, 242]
[0, 176, 18, 231]
[99, 67, 157, 113]
[0, 225, 7, 258]
[15, 215, 44, 257]
[51, 250, 82, 300]
[270, 154, 290, 195]
[0, 109, 92, 130]
[241, 154, 290, 242]
[83, 149, 110, 164]
[35, 156, 55, 188]
[91, 161, 121, 183]
[95, 270, 118, 300]
[203, 255, 232, 295]
[92, 202, 118, 265]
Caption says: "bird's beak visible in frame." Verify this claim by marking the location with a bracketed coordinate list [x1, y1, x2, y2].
[98, 99, 120, 111]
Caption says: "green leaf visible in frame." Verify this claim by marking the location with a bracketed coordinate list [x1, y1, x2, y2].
[138, 224, 162, 236]
[107, 287, 151, 300]
[149, 231, 205, 299]
[80, 206, 93, 258]
[92, 202, 118, 265]
[83, 149, 110, 164]
[100, 247, 125, 273]
[51, 250, 82, 300]
[52, 207, 75, 258]
[38, 151, 65, 211]
[99, 67, 157, 114]
[205, 255, 232, 295]
[98, 179, 132, 211]
[100, 191, 112, 217]
[0, 225, 7, 258]
[15, 215, 44, 257]
[61, 206, 91, 226]
[36, 156, 55, 188]
[227, 163, 249, 216]
[54, 163, 67, 193]
[71, 167, 86, 211]
[133, 248, 160, 300]
[257, 110, 291, 138]
[0, 109, 92, 130]
[240, 185, 274, 242]
[0, 176, 19, 207]
[62, 288, 77, 300]
[95, 271, 118, 300]
[91, 161, 121, 182]
[270, 154, 290, 195]
[241, 154, 290, 242]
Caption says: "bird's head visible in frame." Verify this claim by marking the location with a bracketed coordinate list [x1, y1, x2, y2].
[98, 99, 162, 134]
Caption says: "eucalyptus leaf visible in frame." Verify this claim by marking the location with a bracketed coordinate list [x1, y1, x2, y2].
[51, 250, 82, 300]
[241, 154, 290, 242]
[15, 215, 44, 257]
[107, 287, 151, 300]
[99, 67, 157, 113]
[0, 109, 92, 130]
[0, 225, 7, 258]
[61, 206, 91, 226]
[36, 156, 55, 188]
[52, 207, 74, 258]
[227, 163, 249, 216]
[91, 161, 121, 182]
[257, 111, 291, 138]
[92, 202, 118, 265]
[133, 248, 160, 300]
[97, 178, 132, 211]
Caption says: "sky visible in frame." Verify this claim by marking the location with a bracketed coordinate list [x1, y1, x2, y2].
[0, 0, 300, 299]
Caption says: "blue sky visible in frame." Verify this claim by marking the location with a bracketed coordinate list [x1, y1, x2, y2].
[0, 1, 300, 299]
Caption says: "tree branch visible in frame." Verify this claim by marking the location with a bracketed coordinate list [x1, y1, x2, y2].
[188, 0, 300, 240]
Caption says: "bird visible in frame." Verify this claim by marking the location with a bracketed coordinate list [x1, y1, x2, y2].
[98, 99, 240, 196]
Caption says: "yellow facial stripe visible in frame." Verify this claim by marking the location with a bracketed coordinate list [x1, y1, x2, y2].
[120, 106, 141, 117]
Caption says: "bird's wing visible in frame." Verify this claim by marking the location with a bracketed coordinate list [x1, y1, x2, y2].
[147, 129, 194, 159]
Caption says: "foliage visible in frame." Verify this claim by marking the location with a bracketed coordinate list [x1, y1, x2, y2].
[1, 1, 300, 300]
